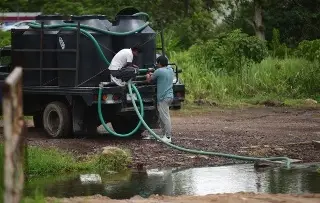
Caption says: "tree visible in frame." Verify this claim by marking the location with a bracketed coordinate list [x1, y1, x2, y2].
[222, 0, 265, 40]
[222, 0, 320, 46]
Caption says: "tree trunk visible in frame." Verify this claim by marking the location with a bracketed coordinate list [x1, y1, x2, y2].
[184, 0, 189, 17]
[254, 0, 265, 40]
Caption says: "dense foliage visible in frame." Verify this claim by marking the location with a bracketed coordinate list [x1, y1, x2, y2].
[188, 29, 269, 73]
[1, 0, 319, 104]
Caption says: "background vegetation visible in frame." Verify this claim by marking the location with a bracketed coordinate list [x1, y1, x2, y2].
[1, 0, 319, 105]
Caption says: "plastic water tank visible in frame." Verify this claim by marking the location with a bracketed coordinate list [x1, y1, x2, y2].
[110, 11, 156, 69]
[57, 15, 113, 87]
[12, 15, 65, 86]
[96, 15, 112, 30]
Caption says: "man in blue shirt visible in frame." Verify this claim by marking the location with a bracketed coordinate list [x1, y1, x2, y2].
[146, 55, 174, 143]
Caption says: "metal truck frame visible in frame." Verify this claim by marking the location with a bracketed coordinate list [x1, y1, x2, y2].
[0, 23, 185, 138]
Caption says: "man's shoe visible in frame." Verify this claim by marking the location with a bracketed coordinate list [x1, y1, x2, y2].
[161, 136, 172, 143]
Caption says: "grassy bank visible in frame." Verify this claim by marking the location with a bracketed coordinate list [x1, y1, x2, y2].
[0, 145, 89, 178]
[0, 144, 131, 176]
[0, 144, 132, 202]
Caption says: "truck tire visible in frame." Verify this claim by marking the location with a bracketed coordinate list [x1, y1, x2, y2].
[43, 101, 71, 138]
[33, 112, 43, 128]
[111, 116, 144, 138]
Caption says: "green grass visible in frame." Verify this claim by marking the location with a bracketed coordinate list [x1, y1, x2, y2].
[0, 144, 131, 202]
[22, 191, 47, 203]
[172, 51, 320, 106]
[26, 146, 93, 176]
[0, 144, 131, 177]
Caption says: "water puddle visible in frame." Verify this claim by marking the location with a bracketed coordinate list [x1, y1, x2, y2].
[24, 164, 320, 199]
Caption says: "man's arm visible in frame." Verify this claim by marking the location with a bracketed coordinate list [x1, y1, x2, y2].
[125, 52, 139, 68]
[146, 69, 159, 83]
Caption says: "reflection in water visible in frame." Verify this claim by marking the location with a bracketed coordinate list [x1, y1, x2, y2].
[24, 164, 320, 199]
[173, 165, 260, 195]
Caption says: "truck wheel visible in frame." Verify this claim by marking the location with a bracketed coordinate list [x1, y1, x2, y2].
[43, 101, 71, 138]
[33, 112, 43, 128]
[111, 117, 144, 138]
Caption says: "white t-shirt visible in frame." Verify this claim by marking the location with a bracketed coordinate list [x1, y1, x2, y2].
[108, 48, 133, 71]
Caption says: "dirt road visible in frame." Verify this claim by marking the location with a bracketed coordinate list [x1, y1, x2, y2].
[1, 106, 320, 169]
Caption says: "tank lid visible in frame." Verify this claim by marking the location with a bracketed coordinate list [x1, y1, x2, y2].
[35, 15, 64, 20]
[116, 7, 140, 16]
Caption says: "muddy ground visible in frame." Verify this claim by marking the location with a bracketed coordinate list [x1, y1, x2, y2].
[1, 106, 319, 169]
[1, 106, 320, 202]
[46, 193, 320, 203]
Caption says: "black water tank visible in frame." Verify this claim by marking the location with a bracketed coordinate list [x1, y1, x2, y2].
[12, 15, 65, 86]
[57, 15, 113, 87]
[110, 12, 156, 69]
[96, 15, 112, 30]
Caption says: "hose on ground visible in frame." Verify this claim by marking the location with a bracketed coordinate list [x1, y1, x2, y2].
[127, 80, 292, 169]
[28, 19, 293, 168]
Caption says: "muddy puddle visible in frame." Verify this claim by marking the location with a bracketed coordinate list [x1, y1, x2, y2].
[24, 164, 320, 199]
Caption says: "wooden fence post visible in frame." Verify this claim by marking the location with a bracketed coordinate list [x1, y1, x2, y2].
[2, 67, 26, 203]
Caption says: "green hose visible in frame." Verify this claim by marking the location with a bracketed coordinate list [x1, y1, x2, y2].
[132, 12, 149, 20]
[28, 17, 293, 168]
[127, 81, 292, 168]
[98, 86, 144, 137]
[28, 22, 151, 73]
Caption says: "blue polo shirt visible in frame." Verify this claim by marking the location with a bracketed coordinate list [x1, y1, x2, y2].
[151, 66, 174, 102]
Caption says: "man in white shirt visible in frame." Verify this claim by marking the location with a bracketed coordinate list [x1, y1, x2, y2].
[108, 46, 142, 86]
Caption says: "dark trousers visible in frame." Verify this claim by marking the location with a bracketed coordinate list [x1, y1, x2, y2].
[110, 66, 138, 82]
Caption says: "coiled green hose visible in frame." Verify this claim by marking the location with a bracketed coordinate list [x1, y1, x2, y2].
[28, 18, 293, 168]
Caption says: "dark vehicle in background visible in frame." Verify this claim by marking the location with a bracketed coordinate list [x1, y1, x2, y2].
[0, 8, 185, 138]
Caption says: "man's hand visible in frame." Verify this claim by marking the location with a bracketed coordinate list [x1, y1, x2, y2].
[146, 73, 152, 83]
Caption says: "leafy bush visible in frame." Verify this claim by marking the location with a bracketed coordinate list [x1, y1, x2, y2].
[294, 39, 320, 62]
[188, 29, 269, 73]
[156, 28, 182, 57]
[269, 28, 291, 59]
